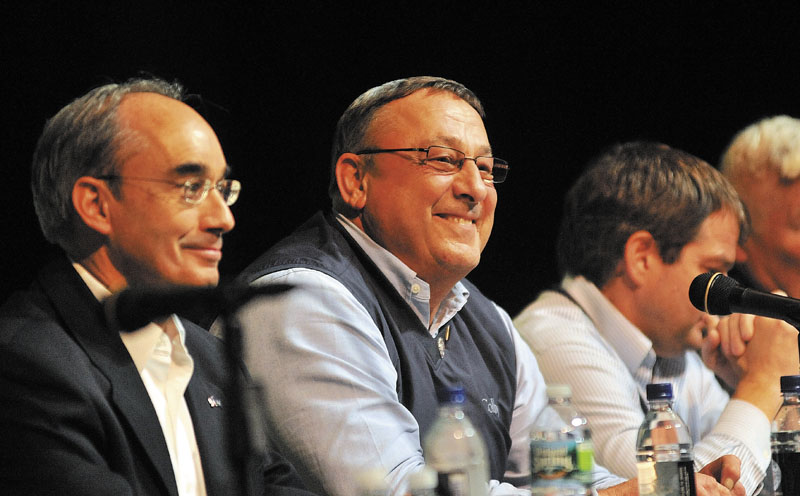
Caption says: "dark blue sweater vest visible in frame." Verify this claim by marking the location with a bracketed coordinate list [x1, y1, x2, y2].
[240, 212, 517, 480]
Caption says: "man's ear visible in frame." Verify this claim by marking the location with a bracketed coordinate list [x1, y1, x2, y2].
[335, 153, 369, 211]
[72, 176, 113, 235]
[621, 230, 660, 287]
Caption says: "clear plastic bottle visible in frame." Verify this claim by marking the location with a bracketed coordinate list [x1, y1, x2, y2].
[635, 383, 696, 496]
[422, 386, 488, 496]
[356, 466, 389, 496]
[407, 466, 438, 496]
[769, 374, 800, 495]
[545, 384, 593, 491]
[530, 428, 588, 496]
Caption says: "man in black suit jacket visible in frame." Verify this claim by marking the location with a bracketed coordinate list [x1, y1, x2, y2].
[0, 78, 312, 495]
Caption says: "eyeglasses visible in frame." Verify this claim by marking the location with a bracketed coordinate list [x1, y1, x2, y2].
[355, 145, 509, 184]
[97, 175, 241, 206]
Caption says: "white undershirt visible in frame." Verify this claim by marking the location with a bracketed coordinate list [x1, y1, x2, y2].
[73, 262, 207, 496]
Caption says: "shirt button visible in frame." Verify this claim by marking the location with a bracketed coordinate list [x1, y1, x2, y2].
[411, 283, 421, 295]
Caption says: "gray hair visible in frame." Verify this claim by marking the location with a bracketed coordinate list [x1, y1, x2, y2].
[31, 77, 184, 253]
[328, 76, 485, 215]
[720, 115, 800, 183]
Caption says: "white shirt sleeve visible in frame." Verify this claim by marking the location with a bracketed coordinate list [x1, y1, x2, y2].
[521, 311, 644, 480]
[514, 291, 770, 494]
[493, 304, 626, 491]
[685, 362, 771, 493]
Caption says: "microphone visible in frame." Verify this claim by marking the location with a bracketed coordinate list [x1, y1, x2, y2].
[688, 272, 800, 327]
[105, 282, 292, 331]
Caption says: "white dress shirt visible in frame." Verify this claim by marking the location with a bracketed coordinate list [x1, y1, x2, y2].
[233, 214, 624, 496]
[74, 263, 207, 496]
[514, 275, 771, 495]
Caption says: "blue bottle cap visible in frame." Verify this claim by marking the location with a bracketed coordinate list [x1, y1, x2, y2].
[646, 383, 673, 401]
[440, 386, 466, 404]
[780, 375, 800, 393]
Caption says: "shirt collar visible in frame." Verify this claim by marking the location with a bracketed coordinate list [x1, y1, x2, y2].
[71, 261, 189, 372]
[335, 213, 469, 333]
[562, 275, 656, 375]
[72, 261, 112, 302]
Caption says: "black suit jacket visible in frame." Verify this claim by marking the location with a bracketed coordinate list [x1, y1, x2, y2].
[0, 255, 313, 495]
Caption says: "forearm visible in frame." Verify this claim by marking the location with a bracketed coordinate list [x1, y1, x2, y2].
[597, 479, 638, 496]
[693, 400, 770, 495]
[732, 370, 784, 420]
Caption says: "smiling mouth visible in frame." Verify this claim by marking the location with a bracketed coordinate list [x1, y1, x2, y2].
[435, 214, 476, 225]
[184, 245, 223, 261]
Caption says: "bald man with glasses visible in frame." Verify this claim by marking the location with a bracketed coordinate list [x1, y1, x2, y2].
[0, 78, 311, 496]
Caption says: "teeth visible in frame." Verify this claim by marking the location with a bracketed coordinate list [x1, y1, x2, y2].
[445, 216, 472, 224]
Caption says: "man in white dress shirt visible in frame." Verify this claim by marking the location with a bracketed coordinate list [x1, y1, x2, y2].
[514, 141, 799, 495]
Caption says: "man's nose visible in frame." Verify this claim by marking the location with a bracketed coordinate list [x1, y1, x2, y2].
[200, 187, 235, 234]
[452, 158, 490, 203]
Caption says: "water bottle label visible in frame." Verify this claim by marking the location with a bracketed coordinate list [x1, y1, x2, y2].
[773, 450, 800, 496]
[575, 441, 593, 474]
[675, 460, 696, 496]
[772, 430, 800, 496]
[649, 460, 695, 496]
[531, 438, 576, 477]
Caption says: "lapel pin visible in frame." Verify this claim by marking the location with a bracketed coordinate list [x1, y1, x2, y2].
[207, 395, 222, 408]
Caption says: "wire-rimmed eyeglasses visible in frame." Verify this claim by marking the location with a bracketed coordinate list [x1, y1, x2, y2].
[97, 175, 242, 206]
[354, 145, 509, 184]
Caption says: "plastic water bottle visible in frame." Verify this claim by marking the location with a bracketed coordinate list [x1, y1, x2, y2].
[530, 428, 589, 496]
[769, 375, 800, 495]
[635, 383, 696, 496]
[356, 466, 388, 496]
[407, 466, 438, 496]
[422, 386, 488, 496]
[545, 384, 593, 491]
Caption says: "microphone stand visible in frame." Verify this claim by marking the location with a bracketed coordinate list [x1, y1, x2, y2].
[217, 309, 264, 496]
[214, 285, 291, 496]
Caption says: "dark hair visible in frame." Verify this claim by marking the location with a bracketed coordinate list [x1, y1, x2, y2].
[557, 141, 749, 287]
[31, 77, 184, 253]
[328, 76, 484, 215]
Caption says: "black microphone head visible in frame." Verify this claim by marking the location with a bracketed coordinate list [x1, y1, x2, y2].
[105, 282, 295, 331]
[688, 272, 714, 312]
[688, 272, 742, 315]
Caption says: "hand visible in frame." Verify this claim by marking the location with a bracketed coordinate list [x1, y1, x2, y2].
[698, 455, 745, 496]
[702, 290, 799, 395]
[598, 473, 742, 496]
[694, 472, 744, 496]
[733, 317, 799, 419]
[701, 312, 754, 388]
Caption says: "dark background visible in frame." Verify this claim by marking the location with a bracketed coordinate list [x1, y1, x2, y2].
[3, 3, 800, 317]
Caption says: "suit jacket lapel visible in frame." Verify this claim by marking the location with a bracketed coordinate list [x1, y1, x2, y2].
[184, 323, 237, 496]
[37, 256, 179, 496]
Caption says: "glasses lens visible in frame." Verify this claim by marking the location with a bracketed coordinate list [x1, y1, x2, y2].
[425, 146, 463, 173]
[475, 157, 496, 183]
[218, 179, 241, 206]
[183, 178, 211, 204]
[491, 159, 509, 183]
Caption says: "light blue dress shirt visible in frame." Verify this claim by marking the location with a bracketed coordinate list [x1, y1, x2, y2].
[233, 215, 625, 495]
